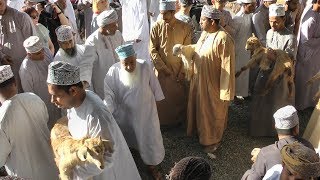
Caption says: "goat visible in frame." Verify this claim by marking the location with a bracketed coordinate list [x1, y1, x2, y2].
[235, 34, 295, 97]
[51, 117, 112, 180]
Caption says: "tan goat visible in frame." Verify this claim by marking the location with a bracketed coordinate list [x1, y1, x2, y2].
[235, 34, 295, 97]
[51, 117, 112, 180]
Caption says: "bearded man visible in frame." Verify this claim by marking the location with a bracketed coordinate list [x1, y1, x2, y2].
[104, 44, 165, 179]
[54, 25, 93, 88]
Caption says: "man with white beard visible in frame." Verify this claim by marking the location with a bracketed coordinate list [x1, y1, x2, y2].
[84, 9, 124, 98]
[104, 44, 165, 179]
[54, 25, 93, 88]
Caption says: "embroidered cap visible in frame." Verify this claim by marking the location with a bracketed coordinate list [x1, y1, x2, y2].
[97, 9, 118, 27]
[201, 5, 221, 20]
[159, 0, 176, 11]
[115, 44, 136, 60]
[0, 65, 14, 84]
[47, 61, 81, 85]
[55, 25, 74, 42]
[273, 105, 299, 129]
[269, 4, 286, 16]
[23, 36, 43, 53]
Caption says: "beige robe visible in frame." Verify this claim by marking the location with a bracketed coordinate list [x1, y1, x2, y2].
[303, 99, 320, 150]
[149, 19, 192, 125]
[184, 29, 235, 146]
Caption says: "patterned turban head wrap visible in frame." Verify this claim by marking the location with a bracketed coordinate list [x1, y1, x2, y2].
[201, 5, 221, 20]
[97, 9, 118, 27]
[169, 156, 212, 180]
[159, 0, 176, 11]
[47, 61, 81, 85]
[281, 142, 320, 179]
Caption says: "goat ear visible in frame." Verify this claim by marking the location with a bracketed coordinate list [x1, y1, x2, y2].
[77, 147, 88, 161]
[252, 33, 256, 37]
[102, 139, 113, 153]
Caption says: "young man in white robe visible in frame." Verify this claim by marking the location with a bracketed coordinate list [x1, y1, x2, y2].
[54, 25, 93, 89]
[0, 65, 59, 179]
[0, 2, 35, 92]
[47, 61, 141, 180]
[104, 44, 165, 179]
[120, 0, 151, 61]
[231, 0, 256, 98]
[19, 36, 61, 130]
[84, 9, 124, 98]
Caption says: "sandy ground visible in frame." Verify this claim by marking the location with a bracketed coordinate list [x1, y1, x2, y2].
[0, 98, 314, 179]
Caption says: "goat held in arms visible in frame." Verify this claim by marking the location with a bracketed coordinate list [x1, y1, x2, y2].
[235, 34, 295, 97]
[51, 117, 112, 180]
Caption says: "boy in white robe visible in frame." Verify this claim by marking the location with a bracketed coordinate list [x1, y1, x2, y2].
[104, 44, 165, 179]
[84, 9, 124, 98]
[0, 65, 59, 180]
[20, 36, 61, 129]
[46, 61, 141, 180]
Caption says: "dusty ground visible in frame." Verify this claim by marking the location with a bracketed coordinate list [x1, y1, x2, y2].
[0, 98, 314, 180]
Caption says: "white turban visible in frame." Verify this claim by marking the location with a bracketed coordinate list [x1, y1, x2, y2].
[201, 5, 221, 20]
[273, 105, 299, 129]
[23, 36, 43, 53]
[0, 65, 14, 84]
[97, 9, 118, 27]
[269, 4, 286, 17]
[55, 25, 73, 42]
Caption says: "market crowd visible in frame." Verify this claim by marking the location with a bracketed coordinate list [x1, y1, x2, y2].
[0, 0, 319, 179]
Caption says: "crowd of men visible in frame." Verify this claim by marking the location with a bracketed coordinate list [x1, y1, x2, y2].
[0, 0, 320, 179]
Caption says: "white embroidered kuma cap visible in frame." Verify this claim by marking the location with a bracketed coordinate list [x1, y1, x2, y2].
[269, 4, 286, 17]
[47, 61, 81, 85]
[0, 65, 14, 84]
[23, 36, 43, 53]
[273, 105, 299, 129]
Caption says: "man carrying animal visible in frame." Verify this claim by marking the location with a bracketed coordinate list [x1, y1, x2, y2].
[0, 65, 59, 179]
[47, 61, 141, 180]
[250, 4, 297, 137]
[173, 5, 235, 154]
[104, 44, 165, 179]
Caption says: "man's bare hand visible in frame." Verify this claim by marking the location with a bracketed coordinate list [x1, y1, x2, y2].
[267, 48, 276, 61]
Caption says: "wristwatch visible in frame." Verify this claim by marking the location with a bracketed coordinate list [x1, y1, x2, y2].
[57, 11, 62, 15]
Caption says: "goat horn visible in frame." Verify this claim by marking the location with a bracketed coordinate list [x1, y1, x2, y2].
[252, 33, 256, 37]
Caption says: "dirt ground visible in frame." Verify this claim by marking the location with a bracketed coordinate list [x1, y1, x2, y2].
[0, 98, 314, 180]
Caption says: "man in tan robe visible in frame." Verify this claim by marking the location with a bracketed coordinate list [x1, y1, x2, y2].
[175, 5, 235, 152]
[149, 0, 192, 126]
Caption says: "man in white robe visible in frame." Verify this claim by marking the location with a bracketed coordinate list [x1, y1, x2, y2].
[84, 9, 124, 98]
[120, 0, 150, 61]
[19, 36, 61, 129]
[0, 65, 59, 180]
[47, 61, 141, 180]
[231, 0, 256, 98]
[149, 0, 160, 28]
[54, 25, 93, 88]
[0, 3, 35, 92]
[104, 44, 165, 179]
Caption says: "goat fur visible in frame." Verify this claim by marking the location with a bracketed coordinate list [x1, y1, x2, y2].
[172, 44, 195, 81]
[235, 34, 295, 97]
[307, 71, 320, 100]
[51, 117, 111, 180]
